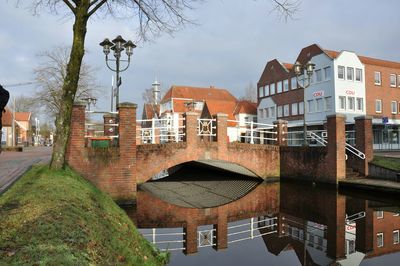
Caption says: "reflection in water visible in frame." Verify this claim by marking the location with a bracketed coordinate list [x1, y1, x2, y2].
[126, 171, 400, 265]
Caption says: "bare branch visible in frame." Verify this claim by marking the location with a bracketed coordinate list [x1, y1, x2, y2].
[270, 0, 301, 22]
[62, 0, 76, 13]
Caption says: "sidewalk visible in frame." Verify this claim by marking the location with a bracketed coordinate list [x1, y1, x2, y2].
[0, 147, 52, 194]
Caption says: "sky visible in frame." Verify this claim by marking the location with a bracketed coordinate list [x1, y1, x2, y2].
[1, 0, 399, 119]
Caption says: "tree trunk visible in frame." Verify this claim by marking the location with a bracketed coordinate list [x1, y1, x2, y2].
[50, 3, 89, 170]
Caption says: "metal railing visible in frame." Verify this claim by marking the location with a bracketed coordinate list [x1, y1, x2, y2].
[227, 216, 277, 244]
[136, 117, 185, 144]
[142, 228, 186, 252]
[197, 118, 216, 137]
[227, 120, 277, 144]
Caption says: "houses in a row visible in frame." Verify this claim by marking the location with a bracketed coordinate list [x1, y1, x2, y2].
[1, 108, 32, 147]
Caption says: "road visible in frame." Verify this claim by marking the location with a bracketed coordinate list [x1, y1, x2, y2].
[0, 147, 52, 194]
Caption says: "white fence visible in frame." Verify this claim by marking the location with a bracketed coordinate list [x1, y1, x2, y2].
[227, 120, 277, 144]
[136, 118, 185, 144]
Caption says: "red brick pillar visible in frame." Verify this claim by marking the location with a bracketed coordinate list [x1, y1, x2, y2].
[66, 102, 86, 162]
[184, 221, 198, 255]
[355, 116, 373, 176]
[104, 113, 118, 137]
[115, 102, 137, 202]
[183, 112, 198, 146]
[274, 120, 288, 146]
[215, 113, 228, 157]
[213, 210, 228, 251]
[326, 194, 346, 259]
[356, 206, 374, 253]
[326, 114, 346, 183]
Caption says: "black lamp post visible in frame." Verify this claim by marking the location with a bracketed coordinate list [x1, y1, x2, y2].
[293, 60, 315, 145]
[99, 35, 136, 111]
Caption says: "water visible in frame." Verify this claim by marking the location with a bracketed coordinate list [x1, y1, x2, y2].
[125, 166, 400, 266]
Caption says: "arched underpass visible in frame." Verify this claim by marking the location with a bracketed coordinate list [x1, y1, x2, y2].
[139, 160, 264, 208]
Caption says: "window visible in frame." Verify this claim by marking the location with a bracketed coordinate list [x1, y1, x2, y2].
[339, 96, 346, 110]
[398, 75, 400, 87]
[291, 77, 297, 89]
[394, 230, 399, 245]
[338, 66, 345, 79]
[390, 74, 397, 87]
[348, 97, 355, 110]
[377, 211, 384, 219]
[316, 98, 323, 112]
[265, 108, 269, 118]
[391, 101, 398, 114]
[292, 103, 298, 115]
[277, 81, 282, 93]
[259, 86, 264, 97]
[308, 100, 315, 113]
[284, 104, 289, 116]
[347, 67, 354, 81]
[324, 96, 332, 111]
[277, 106, 283, 117]
[259, 109, 264, 118]
[283, 79, 289, 92]
[270, 106, 276, 118]
[375, 71, 381, 85]
[377, 233, 384, 248]
[324, 66, 331, 80]
[356, 68, 362, 81]
[270, 83, 276, 95]
[376, 99, 382, 113]
[265, 85, 270, 96]
[357, 98, 364, 111]
[315, 69, 322, 82]
[299, 102, 304, 115]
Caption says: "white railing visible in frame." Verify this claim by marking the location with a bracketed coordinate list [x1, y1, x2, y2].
[137, 117, 185, 144]
[142, 228, 186, 252]
[227, 216, 277, 244]
[227, 120, 277, 144]
[198, 228, 216, 248]
[307, 131, 327, 146]
[197, 118, 216, 137]
[346, 211, 366, 224]
[345, 143, 366, 159]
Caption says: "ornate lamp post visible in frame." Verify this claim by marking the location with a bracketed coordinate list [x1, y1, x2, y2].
[293, 60, 315, 145]
[99, 35, 136, 111]
[82, 97, 97, 112]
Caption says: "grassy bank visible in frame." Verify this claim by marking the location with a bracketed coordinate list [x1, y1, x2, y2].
[372, 156, 400, 172]
[0, 166, 168, 265]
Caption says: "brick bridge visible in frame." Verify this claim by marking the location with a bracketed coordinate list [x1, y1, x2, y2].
[66, 102, 373, 203]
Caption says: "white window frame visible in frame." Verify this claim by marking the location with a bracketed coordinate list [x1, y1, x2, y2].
[291, 103, 298, 115]
[338, 66, 345, 80]
[283, 79, 289, 92]
[390, 74, 397, 87]
[393, 230, 399, 245]
[291, 77, 297, 90]
[324, 96, 332, 111]
[299, 102, 304, 115]
[339, 96, 346, 110]
[375, 71, 381, 85]
[377, 211, 384, 219]
[356, 98, 364, 111]
[259, 86, 264, 98]
[375, 99, 382, 113]
[283, 104, 289, 117]
[391, 101, 398, 114]
[355, 68, 362, 82]
[265, 84, 270, 96]
[277, 105, 283, 117]
[347, 67, 354, 81]
[398, 75, 400, 87]
[377, 232, 384, 248]
[315, 69, 322, 82]
[270, 83, 276, 95]
[270, 106, 276, 118]
[348, 97, 355, 111]
[277, 81, 283, 93]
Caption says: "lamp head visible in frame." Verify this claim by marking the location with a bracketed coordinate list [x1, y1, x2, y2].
[99, 38, 113, 55]
[124, 40, 136, 56]
[294, 61, 302, 76]
[112, 35, 127, 50]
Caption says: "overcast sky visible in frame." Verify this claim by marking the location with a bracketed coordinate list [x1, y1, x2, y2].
[1, 0, 399, 115]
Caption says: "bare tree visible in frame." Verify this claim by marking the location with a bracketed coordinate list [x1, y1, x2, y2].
[240, 82, 257, 103]
[33, 46, 99, 120]
[15, 0, 299, 170]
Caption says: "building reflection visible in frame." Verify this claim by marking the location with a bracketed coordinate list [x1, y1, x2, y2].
[130, 180, 400, 265]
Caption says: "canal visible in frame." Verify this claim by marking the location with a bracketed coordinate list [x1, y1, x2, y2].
[125, 163, 400, 266]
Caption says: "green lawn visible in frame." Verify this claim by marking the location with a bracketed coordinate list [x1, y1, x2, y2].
[0, 166, 168, 265]
[371, 156, 400, 172]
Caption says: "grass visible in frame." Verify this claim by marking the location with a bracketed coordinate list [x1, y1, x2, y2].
[371, 156, 400, 172]
[0, 166, 168, 265]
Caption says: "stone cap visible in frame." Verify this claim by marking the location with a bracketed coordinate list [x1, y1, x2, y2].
[73, 101, 87, 107]
[118, 102, 137, 108]
[354, 115, 373, 120]
[327, 113, 346, 119]
[273, 119, 288, 124]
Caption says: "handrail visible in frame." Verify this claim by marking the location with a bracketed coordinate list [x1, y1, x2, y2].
[345, 143, 366, 159]
[307, 131, 327, 146]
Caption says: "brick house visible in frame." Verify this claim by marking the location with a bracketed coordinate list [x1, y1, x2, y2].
[1, 107, 32, 146]
[257, 43, 400, 149]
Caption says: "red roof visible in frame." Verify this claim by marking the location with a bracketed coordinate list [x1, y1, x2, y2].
[323, 49, 400, 68]
[282, 63, 294, 71]
[234, 100, 257, 115]
[161, 85, 237, 104]
[1, 108, 13, 126]
[14, 112, 31, 121]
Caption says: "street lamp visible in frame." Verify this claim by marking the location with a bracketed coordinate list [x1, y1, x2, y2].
[293, 60, 315, 145]
[99, 35, 136, 111]
[82, 97, 97, 112]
